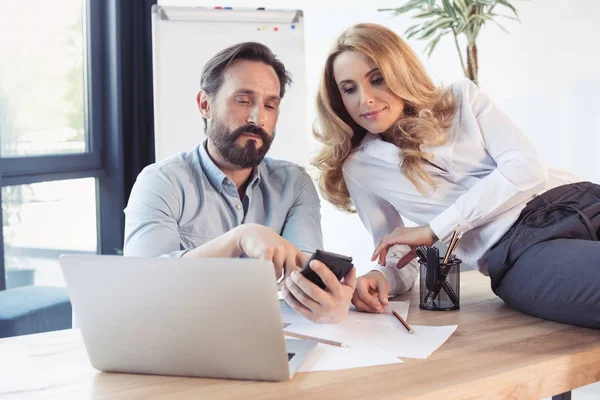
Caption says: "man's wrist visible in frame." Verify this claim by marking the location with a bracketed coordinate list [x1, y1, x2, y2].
[231, 224, 248, 257]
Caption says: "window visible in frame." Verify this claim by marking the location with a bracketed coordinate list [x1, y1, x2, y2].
[0, 0, 129, 290]
[2, 179, 97, 288]
[0, 0, 87, 158]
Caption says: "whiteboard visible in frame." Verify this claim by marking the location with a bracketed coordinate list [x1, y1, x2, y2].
[151, 6, 309, 165]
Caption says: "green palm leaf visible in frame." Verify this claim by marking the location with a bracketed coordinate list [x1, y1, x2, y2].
[379, 0, 523, 84]
[424, 33, 444, 57]
[496, 0, 519, 17]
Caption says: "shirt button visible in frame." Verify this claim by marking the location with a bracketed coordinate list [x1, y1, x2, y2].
[224, 179, 230, 185]
[236, 204, 242, 210]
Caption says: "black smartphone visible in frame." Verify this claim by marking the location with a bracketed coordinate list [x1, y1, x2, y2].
[300, 249, 354, 290]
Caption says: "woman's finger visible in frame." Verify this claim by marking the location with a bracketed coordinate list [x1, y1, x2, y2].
[371, 238, 390, 261]
[379, 247, 390, 266]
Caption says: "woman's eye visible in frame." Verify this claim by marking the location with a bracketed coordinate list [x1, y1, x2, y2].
[371, 76, 384, 85]
[342, 87, 356, 94]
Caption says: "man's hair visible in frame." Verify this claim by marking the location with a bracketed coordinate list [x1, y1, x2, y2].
[200, 42, 292, 130]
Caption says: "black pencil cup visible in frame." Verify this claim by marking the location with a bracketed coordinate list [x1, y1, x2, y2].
[419, 257, 461, 311]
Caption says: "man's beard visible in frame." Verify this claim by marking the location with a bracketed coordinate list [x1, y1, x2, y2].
[206, 120, 275, 168]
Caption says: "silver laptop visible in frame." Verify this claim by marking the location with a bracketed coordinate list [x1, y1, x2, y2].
[59, 255, 316, 381]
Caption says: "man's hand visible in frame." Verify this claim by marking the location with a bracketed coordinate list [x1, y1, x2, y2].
[352, 271, 389, 313]
[282, 260, 356, 324]
[371, 225, 437, 269]
[236, 223, 304, 280]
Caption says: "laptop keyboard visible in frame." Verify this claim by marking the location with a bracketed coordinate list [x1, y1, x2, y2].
[287, 352, 296, 361]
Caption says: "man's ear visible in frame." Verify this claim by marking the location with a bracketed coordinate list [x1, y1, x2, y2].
[197, 90, 211, 120]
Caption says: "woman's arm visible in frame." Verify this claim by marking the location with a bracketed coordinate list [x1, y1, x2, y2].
[429, 80, 548, 243]
[343, 166, 419, 295]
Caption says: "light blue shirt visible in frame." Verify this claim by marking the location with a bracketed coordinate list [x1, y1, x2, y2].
[124, 142, 323, 258]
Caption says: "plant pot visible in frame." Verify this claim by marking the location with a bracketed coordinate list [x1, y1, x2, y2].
[6, 268, 36, 289]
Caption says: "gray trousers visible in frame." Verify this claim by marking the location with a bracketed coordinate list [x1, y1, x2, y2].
[488, 181, 600, 329]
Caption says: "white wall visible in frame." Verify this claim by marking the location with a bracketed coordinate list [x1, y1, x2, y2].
[158, 0, 600, 275]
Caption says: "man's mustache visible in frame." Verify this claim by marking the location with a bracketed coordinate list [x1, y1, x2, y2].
[230, 124, 270, 142]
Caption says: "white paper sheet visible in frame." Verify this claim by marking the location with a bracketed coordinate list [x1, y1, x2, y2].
[344, 324, 458, 359]
[282, 301, 457, 360]
[298, 343, 403, 372]
[345, 302, 410, 325]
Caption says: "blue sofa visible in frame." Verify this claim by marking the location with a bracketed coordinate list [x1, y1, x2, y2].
[0, 286, 72, 338]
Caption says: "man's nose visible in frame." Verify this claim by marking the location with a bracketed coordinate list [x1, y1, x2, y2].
[246, 105, 265, 127]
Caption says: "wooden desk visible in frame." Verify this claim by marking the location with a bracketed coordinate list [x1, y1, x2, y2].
[1, 271, 599, 400]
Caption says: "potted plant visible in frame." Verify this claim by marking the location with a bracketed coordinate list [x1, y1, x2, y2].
[379, 0, 521, 84]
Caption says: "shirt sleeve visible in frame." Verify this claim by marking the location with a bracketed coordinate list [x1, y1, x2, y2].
[429, 80, 549, 243]
[280, 169, 323, 255]
[343, 167, 419, 295]
[123, 166, 188, 258]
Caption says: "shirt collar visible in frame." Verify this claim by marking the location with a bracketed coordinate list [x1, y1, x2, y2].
[198, 141, 230, 191]
[249, 164, 262, 188]
[352, 132, 400, 165]
[354, 132, 379, 150]
[198, 141, 262, 192]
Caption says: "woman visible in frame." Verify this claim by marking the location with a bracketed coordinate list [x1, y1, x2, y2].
[312, 23, 599, 328]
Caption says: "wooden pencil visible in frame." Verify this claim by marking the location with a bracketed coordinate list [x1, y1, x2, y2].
[445, 231, 463, 266]
[443, 227, 461, 264]
[392, 310, 414, 334]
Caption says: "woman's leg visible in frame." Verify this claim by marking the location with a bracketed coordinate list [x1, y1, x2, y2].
[494, 238, 600, 328]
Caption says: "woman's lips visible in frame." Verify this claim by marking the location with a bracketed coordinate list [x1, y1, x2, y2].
[361, 107, 386, 120]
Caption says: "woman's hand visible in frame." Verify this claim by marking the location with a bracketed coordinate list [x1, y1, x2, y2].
[371, 225, 437, 268]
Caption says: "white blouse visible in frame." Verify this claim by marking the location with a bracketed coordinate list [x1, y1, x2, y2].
[342, 79, 581, 295]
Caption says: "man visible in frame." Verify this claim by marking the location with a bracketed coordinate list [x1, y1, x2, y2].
[124, 42, 354, 323]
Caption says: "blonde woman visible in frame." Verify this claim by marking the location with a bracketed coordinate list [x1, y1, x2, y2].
[312, 23, 600, 328]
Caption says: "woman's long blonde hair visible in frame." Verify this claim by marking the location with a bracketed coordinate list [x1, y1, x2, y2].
[312, 23, 456, 212]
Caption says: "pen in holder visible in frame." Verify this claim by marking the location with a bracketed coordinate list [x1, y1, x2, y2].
[419, 256, 461, 311]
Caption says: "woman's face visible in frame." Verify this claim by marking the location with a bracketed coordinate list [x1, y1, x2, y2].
[333, 51, 405, 134]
